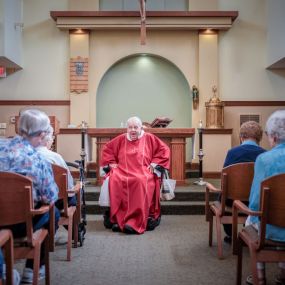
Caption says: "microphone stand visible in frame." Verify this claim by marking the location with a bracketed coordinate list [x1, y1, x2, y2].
[194, 127, 207, 186]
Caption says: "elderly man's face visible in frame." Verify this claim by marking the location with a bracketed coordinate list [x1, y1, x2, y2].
[127, 121, 142, 140]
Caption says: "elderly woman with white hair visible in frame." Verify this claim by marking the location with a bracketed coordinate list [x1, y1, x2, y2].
[101, 116, 170, 234]
[245, 110, 285, 285]
[0, 109, 59, 284]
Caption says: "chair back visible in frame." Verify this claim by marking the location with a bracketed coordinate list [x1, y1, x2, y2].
[52, 164, 68, 216]
[221, 162, 254, 212]
[258, 173, 285, 247]
[0, 171, 34, 244]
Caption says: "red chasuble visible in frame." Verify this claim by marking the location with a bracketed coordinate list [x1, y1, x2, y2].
[101, 132, 170, 234]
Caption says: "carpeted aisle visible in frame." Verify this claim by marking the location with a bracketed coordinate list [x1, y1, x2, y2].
[16, 215, 279, 285]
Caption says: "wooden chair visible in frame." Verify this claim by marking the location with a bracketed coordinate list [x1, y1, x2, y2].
[0, 230, 13, 285]
[0, 172, 51, 285]
[234, 173, 285, 285]
[52, 164, 80, 261]
[205, 162, 254, 259]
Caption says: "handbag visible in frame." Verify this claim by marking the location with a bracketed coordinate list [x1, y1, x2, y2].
[99, 176, 110, 207]
[160, 170, 176, 201]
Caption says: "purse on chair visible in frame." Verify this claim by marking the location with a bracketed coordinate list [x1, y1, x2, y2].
[99, 176, 110, 207]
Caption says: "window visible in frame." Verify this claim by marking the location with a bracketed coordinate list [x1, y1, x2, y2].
[99, 0, 188, 11]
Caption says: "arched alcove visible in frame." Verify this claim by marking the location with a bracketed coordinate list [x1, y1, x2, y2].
[96, 54, 192, 128]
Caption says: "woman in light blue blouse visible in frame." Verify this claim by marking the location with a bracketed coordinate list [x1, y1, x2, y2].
[246, 110, 285, 285]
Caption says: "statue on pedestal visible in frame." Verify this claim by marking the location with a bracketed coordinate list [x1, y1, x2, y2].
[205, 86, 225, 129]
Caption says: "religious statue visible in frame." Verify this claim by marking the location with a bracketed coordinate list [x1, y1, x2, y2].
[205, 86, 225, 128]
[192, 85, 199, 109]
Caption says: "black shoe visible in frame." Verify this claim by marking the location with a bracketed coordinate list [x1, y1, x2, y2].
[111, 224, 121, 232]
[224, 235, 232, 244]
[103, 210, 114, 229]
[146, 216, 161, 231]
[123, 224, 137, 234]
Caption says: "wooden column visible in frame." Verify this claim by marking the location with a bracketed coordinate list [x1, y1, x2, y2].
[170, 138, 186, 185]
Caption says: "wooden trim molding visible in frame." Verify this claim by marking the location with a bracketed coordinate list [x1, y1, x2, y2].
[50, 11, 238, 21]
[0, 100, 70, 106]
[50, 10, 238, 31]
[224, 101, 285, 107]
[201, 128, 233, 135]
[185, 162, 199, 170]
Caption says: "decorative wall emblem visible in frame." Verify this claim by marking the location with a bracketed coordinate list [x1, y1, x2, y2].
[70, 56, 88, 93]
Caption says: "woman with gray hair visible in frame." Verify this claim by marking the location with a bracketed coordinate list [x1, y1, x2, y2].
[0, 108, 59, 283]
[245, 110, 285, 285]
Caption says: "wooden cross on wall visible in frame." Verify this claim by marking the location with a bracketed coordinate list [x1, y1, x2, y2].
[139, 0, 146, 45]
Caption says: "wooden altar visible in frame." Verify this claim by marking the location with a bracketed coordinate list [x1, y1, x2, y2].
[87, 128, 195, 185]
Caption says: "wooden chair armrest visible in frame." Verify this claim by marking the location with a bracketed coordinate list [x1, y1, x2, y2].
[0, 229, 13, 246]
[233, 200, 261, 216]
[205, 183, 221, 221]
[232, 200, 262, 255]
[206, 183, 221, 193]
[67, 183, 81, 194]
[31, 204, 55, 251]
[31, 205, 50, 216]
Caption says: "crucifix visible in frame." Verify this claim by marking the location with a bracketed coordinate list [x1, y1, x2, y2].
[139, 0, 147, 45]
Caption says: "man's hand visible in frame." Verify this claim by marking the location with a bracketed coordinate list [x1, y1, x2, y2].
[147, 165, 154, 173]
[110, 163, 118, 169]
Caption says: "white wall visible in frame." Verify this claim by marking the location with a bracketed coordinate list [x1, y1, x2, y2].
[0, 0, 69, 100]
[266, 0, 285, 66]
[218, 0, 285, 101]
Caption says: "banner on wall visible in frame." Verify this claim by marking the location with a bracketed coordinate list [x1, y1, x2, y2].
[70, 56, 88, 93]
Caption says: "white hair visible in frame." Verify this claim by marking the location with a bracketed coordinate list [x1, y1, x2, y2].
[18, 109, 51, 137]
[42, 125, 54, 144]
[265, 110, 285, 143]
[126, 116, 142, 127]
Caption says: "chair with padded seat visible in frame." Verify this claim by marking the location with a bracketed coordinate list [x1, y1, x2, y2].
[205, 162, 254, 259]
[233, 173, 285, 285]
[0, 171, 51, 285]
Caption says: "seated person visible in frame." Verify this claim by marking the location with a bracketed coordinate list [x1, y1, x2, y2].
[101, 116, 170, 234]
[0, 109, 59, 284]
[222, 121, 266, 243]
[37, 127, 76, 208]
[245, 110, 285, 285]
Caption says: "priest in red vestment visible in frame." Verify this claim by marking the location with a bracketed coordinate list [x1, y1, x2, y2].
[101, 116, 170, 234]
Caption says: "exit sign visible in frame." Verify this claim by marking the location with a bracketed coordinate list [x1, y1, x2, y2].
[0, 67, 6, 77]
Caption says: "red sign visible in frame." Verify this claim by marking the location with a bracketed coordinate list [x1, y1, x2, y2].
[0, 67, 6, 78]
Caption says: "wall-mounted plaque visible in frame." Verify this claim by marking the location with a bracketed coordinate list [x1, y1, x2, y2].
[70, 56, 88, 93]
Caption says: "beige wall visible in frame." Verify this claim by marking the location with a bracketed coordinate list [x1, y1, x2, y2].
[89, 30, 198, 127]
[0, 105, 70, 137]
[203, 133, 231, 172]
[1, 0, 285, 170]
[218, 0, 285, 101]
[224, 106, 284, 149]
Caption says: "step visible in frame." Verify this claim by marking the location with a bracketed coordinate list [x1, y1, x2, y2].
[85, 201, 206, 215]
[83, 178, 220, 202]
[84, 188, 218, 202]
[81, 178, 220, 215]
